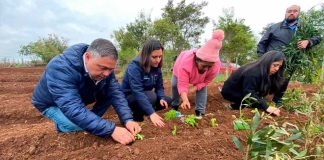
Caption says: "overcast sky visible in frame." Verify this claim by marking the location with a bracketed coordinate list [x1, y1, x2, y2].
[0, 0, 322, 60]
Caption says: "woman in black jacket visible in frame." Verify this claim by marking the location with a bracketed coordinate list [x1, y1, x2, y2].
[221, 50, 286, 116]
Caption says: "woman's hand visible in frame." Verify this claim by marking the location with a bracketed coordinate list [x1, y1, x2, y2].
[160, 99, 169, 109]
[149, 112, 165, 127]
[266, 106, 281, 116]
[180, 99, 191, 109]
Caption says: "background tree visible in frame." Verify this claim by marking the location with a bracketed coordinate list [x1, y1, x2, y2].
[113, 0, 210, 74]
[214, 8, 257, 65]
[113, 12, 152, 51]
[149, 18, 181, 50]
[19, 34, 68, 63]
[162, 0, 209, 51]
[113, 12, 152, 67]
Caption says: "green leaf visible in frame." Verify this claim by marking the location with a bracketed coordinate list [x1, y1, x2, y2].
[286, 132, 302, 141]
[289, 148, 299, 156]
[295, 149, 307, 158]
[233, 119, 250, 130]
[251, 111, 260, 132]
[232, 136, 244, 152]
[315, 146, 322, 156]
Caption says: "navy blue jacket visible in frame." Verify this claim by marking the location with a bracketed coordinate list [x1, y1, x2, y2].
[121, 56, 165, 116]
[32, 44, 133, 137]
[257, 21, 321, 56]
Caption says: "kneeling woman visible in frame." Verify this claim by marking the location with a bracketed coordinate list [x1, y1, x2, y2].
[221, 50, 285, 116]
[121, 39, 172, 127]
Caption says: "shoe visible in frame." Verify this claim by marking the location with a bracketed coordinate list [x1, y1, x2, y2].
[195, 110, 205, 120]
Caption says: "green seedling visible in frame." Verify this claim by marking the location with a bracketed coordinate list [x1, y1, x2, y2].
[184, 114, 198, 127]
[232, 93, 257, 131]
[172, 125, 177, 136]
[164, 109, 178, 120]
[210, 118, 218, 128]
[135, 133, 145, 140]
[233, 119, 250, 130]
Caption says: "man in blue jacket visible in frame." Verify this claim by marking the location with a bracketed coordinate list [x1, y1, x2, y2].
[32, 38, 141, 145]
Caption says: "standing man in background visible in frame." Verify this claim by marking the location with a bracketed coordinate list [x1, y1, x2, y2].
[257, 4, 321, 105]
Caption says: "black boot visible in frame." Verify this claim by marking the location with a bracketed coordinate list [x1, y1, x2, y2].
[195, 110, 204, 119]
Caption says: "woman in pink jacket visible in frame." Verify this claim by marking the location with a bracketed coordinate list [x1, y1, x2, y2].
[171, 30, 224, 119]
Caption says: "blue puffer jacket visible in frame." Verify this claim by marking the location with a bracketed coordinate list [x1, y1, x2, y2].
[121, 56, 165, 116]
[32, 44, 133, 137]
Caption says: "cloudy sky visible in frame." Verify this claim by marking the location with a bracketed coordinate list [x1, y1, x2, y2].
[0, 0, 322, 60]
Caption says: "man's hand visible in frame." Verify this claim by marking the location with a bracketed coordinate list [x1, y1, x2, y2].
[160, 99, 169, 109]
[297, 40, 309, 49]
[149, 112, 165, 127]
[125, 121, 141, 136]
[111, 126, 135, 145]
[266, 106, 281, 116]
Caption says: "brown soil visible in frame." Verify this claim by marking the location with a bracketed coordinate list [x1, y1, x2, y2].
[0, 67, 321, 160]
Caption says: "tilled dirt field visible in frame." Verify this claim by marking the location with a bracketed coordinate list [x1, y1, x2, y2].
[0, 67, 321, 160]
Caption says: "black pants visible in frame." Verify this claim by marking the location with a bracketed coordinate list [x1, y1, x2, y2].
[126, 91, 172, 122]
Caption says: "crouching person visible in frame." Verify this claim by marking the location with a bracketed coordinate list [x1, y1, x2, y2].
[121, 39, 172, 127]
[221, 50, 286, 116]
[32, 38, 141, 145]
[171, 30, 224, 119]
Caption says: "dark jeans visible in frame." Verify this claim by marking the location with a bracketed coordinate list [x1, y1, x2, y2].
[126, 91, 172, 122]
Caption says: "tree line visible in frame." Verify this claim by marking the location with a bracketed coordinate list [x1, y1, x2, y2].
[19, 0, 323, 82]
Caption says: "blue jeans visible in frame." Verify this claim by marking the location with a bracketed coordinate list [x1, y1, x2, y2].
[171, 75, 207, 114]
[42, 107, 83, 132]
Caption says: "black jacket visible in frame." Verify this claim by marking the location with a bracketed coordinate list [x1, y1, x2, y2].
[221, 67, 269, 110]
[257, 21, 321, 56]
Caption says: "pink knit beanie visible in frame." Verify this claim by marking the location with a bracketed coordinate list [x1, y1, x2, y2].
[196, 29, 224, 62]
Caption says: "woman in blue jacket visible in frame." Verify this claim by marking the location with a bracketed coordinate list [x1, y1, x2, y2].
[121, 39, 172, 127]
[221, 50, 286, 116]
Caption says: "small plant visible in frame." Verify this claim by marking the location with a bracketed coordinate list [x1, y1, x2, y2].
[233, 118, 250, 130]
[135, 133, 145, 140]
[232, 93, 256, 131]
[210, 118, 218, 128]
[184, 115, 198, 127]
[164, 109, 178, 120]
[172, 125, 177, 136]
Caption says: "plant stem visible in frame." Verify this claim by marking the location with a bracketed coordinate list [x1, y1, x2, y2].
[245, 144, 250, 160]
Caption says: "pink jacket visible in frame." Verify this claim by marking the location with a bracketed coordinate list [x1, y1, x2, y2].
[172, 49, 221, 94]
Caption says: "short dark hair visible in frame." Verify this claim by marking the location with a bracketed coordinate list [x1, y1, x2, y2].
[87, 38, 118, 60]
[139, 39, 164, 73]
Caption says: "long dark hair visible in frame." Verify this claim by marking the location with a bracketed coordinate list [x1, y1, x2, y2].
[139, 39, 164, 73]
[240, 50, 286, 96]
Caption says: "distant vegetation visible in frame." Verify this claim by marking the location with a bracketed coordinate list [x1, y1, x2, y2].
[9, 0, 323, 83]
